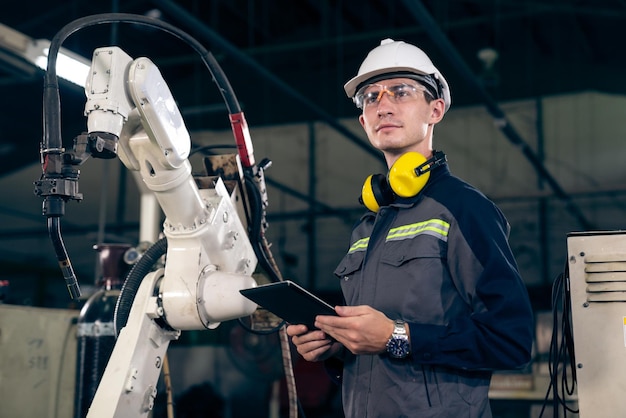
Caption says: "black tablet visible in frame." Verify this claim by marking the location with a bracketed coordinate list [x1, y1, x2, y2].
[240, 280, 337, 328]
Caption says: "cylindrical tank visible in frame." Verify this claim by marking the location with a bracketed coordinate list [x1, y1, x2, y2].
[74, 243, 131, 418]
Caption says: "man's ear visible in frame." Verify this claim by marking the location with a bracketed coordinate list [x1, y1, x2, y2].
[359, 113, 366, 128]
[429, 99, 446, 124]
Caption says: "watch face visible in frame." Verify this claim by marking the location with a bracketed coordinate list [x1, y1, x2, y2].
[387, 337, 410, 358]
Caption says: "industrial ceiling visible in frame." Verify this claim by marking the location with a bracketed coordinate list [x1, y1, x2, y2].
[1, 0, 625, 177]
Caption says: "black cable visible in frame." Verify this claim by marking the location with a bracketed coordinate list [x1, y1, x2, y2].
[236, 171, 286, 335]
[538, 261, 579, 417]
[189, 144, 237, 157]
[45, 13, 242, 154]
[47, 215, 81, 299]
[244, 172, 282, 284]
[113, 237, 168, 337]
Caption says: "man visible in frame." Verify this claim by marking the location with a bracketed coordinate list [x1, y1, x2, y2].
[286, 38, 534, 418]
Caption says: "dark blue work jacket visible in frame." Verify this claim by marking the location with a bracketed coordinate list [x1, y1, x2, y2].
[332, 162, 534, 418]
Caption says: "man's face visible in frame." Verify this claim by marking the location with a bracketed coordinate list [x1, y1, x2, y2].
[357, 77, 445, 158]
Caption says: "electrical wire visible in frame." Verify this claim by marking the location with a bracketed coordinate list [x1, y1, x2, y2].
[113, 237, 167, 336]
[538, 261, 579, 417]
[236, 172, 285, 335]
[189, 144, 237, 157]
[162, 354, 175, 418]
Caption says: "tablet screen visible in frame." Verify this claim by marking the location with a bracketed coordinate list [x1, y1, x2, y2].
[240, 280, 337, 328]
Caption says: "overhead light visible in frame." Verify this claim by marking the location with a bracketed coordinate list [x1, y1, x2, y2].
[477, 47, 499, 70]
[0, 23, 91, 87]
[25, 39, 91, 87]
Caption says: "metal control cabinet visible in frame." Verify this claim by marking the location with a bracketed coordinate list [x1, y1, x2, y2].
[568, 231, 626, 417]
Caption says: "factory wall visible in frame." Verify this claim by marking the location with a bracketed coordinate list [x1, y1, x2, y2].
[1, 90, 626, 305]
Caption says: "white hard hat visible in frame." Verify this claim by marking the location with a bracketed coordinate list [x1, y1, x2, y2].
[344, 38, 451, 112]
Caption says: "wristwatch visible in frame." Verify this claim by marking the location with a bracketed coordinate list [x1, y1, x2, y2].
[386, 319, 410, 358]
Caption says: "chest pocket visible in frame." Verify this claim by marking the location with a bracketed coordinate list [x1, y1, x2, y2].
[334, 250, 365, 279]
[374, 235, 451, 322]
[334, 251, 365, 306]
[378, 233, 449, 303]
[381, 230, 446, 266]
[380, 246, 425, 267]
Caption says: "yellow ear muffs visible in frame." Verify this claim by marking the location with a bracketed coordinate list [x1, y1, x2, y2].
[360, 151, 447, 212]
[360, 173, 394, 213]
[388, 151, 431, 197]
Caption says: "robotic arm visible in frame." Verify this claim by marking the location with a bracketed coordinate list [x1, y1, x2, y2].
[86, 46, 258, 329]
[82, 46, 258, 416]
[33, 13, 296, 417]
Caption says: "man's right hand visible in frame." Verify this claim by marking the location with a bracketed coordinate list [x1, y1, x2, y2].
[286, 323, 343, 362]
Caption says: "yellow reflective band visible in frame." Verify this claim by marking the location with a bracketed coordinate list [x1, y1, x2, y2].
[346, 219, 448, 254]
[386, 219, 450, 242]
[348, 237, 370, 254]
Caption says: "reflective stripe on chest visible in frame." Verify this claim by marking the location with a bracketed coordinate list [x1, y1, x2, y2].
[348, 218, 450, 254]
[387, 218, 450, 242]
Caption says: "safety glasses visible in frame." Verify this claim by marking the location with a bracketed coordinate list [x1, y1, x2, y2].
[354, 82, 428, 109]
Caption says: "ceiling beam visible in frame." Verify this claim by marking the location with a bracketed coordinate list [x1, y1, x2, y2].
[402, 0, 593, 231]
[152, 0, 385, 165]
